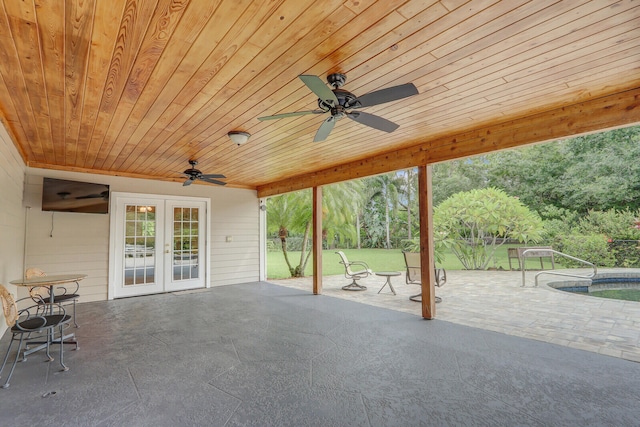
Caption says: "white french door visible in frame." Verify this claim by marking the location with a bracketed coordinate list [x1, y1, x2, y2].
[109, 193, 209, 299]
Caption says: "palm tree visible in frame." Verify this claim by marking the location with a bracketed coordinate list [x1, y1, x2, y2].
[323, 180, 363, 248]
[267, 191, 312, 277]
[266, 181, 364, 277]
[365, 173, 402, 249]
[397, 168, 417, 241]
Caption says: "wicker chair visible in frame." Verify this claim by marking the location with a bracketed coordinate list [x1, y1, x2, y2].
[335, 251, 373, 291]
[0, 284, 72, 388]
[402, 251, 446, 303]
[26, 268, 79, 328]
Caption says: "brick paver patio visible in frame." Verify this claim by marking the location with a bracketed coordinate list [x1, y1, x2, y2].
[270, 268, 640, 363]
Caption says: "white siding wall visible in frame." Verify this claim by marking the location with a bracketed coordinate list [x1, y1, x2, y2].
[0, 124, 26, 337]
[24, 168, 261, 302]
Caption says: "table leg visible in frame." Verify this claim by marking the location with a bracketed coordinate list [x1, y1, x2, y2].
[377, 276, 396, 295]
[25, 285, 78, 357]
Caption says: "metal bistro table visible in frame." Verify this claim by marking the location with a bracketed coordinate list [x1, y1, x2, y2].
[375, 271, 401, 295]
[9, 273, 85, 356]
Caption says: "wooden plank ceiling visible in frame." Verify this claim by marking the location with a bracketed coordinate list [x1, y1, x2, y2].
[0, 0, 638, 192]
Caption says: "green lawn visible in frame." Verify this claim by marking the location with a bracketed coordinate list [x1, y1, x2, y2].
[266, 245, 554, 279]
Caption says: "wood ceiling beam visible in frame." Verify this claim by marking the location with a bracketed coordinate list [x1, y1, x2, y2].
[257, 86, 640, 198]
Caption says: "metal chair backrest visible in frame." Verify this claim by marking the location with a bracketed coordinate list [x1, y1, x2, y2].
[336, 251, 355, 275]
[403, 251, 421, 284]
[402, 251, 446, 287]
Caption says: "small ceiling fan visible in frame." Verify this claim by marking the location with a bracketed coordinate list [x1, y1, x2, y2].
[182, 160, 226, 186]
[258, 73, 418, 142]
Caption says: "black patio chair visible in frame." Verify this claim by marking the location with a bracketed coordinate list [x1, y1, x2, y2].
[26, 267, 80, 328]
[0, 284, 72, 388]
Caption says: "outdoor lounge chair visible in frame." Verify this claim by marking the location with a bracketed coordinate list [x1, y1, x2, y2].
[335, 251, 373, 291]
[402, 251, 446, 303]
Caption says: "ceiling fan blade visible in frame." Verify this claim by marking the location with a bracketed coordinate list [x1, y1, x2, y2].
[354, 83, 418, 108]
[200, 177, 227, 186]
[314, 117, 336, 142]
[347, 111, 399, 133]
[258, 110, 325, 121]
[201, 173, 226, 179]
[299, 75, 338, 106]
[183, 178, 194, 186]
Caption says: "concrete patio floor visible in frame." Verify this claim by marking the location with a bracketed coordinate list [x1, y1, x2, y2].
[1, 278, 640, 425]
[270, 268, 640, 363]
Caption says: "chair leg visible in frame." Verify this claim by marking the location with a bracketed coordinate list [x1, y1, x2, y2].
[0, 335, 16, 381]
[409, 293, 442, 303]
[1, 334, 25, 389]
[341, 280, 367, 291]
[341, 277, 367, 291]
[58, 325, 68, 372]
[45, 332, 54, 362]
[71, 299, 79, 328]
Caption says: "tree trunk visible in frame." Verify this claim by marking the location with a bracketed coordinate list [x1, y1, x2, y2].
[356, 213, 361, 250]
[385, 200, 391, 249]
[278, 226, 295, 276]
[406, 169, 412, 240]
[293, 220, 313, 277]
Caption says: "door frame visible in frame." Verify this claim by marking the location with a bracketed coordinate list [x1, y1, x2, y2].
[108, 192, 211, 300]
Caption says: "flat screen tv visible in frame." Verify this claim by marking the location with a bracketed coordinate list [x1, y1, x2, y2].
[41, 178, 110, 214]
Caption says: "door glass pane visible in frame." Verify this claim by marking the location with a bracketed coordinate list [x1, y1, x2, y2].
[124, 205, 156, 286]
[173, 207, 199, 281]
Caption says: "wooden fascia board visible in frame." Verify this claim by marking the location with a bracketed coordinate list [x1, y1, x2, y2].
[257, 87, 640, 198]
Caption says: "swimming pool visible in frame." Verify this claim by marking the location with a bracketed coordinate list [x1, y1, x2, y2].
[546, 271, 640, 301]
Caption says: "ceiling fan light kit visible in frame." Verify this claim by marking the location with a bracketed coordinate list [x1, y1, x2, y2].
[258, 74, 418, 142]
[228, 131, 251, 146]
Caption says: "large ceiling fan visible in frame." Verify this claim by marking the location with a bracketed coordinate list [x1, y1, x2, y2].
[182, 160, 226, 186]
[258, 73, 419, 142]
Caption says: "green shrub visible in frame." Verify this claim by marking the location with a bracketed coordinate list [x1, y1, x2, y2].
[608, 240, 640, 267]
[400, 238, 445, 264]
[576, 209, 640, 240]
[555, 234, 616, 268]
[571, 209, 640, 267]
[434, 188, 543, 270]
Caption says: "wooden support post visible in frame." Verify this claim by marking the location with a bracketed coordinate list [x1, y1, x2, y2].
[418, 165, 436, 319]
[313, 186, 323, 295]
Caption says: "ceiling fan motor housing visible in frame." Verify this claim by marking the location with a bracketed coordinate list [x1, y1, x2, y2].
[317, 88, 360, 114]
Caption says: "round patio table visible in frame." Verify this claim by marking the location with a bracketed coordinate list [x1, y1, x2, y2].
[375, 271, 401, 295]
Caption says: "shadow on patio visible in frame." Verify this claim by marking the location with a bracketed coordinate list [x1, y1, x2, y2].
[270, 268, 640, 363]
